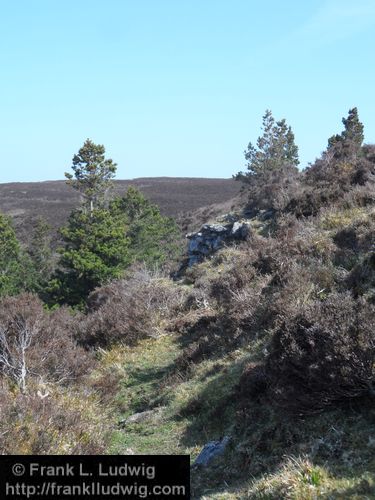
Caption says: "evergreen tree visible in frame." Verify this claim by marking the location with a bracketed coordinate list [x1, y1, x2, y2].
[328, 107, 364, 160]
[28, 217, 53, 293]
[235, 110, 299, 210]
[51, 143, 182, 306]
[0, 213, 34, 296]
[111, 187, 181, 267]
[303, 108, 370, 211]
[48, 208, 130, 306]
[47, 139, 130, 305]
[65, 139, 117, 214]
[236, 110, 299, 181]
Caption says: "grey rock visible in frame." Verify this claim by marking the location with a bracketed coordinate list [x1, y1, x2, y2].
[118, 409, 156, 428]
[217, 213, 239, 224]
[231, 221, 250, 239]
[193, 436, 230, 467]
[186, 215, 251, 266]
[202, 224, 228, 233]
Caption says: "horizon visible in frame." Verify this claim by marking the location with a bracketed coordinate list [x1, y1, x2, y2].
[0, 175, 236, 186]
[1, 0, 375, 182]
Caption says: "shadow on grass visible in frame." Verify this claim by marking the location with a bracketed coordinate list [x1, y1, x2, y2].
[118, 362, 178, 413]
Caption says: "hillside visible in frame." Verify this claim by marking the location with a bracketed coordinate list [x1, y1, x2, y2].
[2, 110, 375, 499]
[0, 177, 240, 243]
[89, 200, 375, 498]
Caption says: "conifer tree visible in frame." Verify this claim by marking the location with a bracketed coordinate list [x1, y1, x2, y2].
[28, 217, 53, 292]
[49, 141, 126, 305]
[0, 213, 34, 296]
[65, 139, 117, 214]
[48, 208, 130, 306]
[237, 110, 299, 181]
[235, 110, 299, 211]
[111, 187, 181, 266]
[328, 107, 364, 160]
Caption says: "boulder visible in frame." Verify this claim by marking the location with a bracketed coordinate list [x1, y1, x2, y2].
[118, 407, 165, 428]
[192, 436, 230, 467]
[186, 217, 251, 266]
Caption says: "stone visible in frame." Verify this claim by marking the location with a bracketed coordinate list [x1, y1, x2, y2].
[192, 436, 230, 467]
[201, 224, 228, 233]
[231, 221, 250, 239]
[118, 409, 158, 428]
[186, 215, 251, 266]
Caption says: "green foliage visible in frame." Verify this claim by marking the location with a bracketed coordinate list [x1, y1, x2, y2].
[111, 187, 182, 267]
[65, 139, 117, 213]
[237, 109, 299, 180]
[49, 208, 130, 306]
[0, 213, 34, 296]
[289, 108, 372, 216]
[328, 107, 364, 159]
[235, 110, 300, 211]
[27, 217, 54, 293]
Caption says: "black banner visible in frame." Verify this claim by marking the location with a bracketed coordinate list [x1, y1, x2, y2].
[0, 455, 190, 499]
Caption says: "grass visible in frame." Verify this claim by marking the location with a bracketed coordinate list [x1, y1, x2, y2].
[89, 216, 375, 498]
[92, 311, 375, 498]
[319, 206, 369, 231]
[99, 335, 252, 461]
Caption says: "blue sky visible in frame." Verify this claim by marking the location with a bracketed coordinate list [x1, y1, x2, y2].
[1, 0, 375, 182]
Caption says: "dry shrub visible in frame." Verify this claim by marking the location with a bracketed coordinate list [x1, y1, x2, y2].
[0, 294, 93, 389]
[244, 166, 300, 212]
[37, 306, 94, 384]
[267, 258, 339, 323]
[347, 252, 375, 301]
[193, 245, 273, 336]
[222, 277, 270, 330]
[210, 265, 256, 305]
[183, 287, 211, 311]
[339, 182, 375, 209]
[237, 363, 270, 402]
[287, 149, 375, 217]
[267, 292, 375, 413]
[276, 215, 337, 262]
[77, 267, 186, 348]
[88, 370, 122, 406]
[0, 382, 108, 454]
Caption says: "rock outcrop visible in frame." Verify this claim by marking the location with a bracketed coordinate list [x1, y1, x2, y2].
[186, 215, 251, 266]
[192, 436, 231, 467]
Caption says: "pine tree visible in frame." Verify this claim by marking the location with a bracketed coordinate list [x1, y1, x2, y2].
[65, 139, 117, 214]
[111, 187, 181, 267]
[328, 108, 364, 160]
[235, 110, 299, 211]
[0, 213, 34, 296]
[237, 110, 299, 181]
[342, 107, 364, 147]
[48, 208, 130, 306]
[28, 217, 53, 292]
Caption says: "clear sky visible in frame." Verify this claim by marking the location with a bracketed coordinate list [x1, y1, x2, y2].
[1, 0, 375, 182]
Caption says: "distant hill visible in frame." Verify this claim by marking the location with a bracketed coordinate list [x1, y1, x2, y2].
[0, 177, 240, 243]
